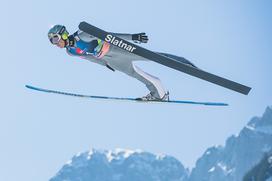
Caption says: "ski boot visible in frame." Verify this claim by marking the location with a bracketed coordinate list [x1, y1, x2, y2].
[136, 91, 169, 101]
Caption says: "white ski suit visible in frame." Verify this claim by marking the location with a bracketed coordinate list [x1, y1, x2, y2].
[66, 30, 196, 99]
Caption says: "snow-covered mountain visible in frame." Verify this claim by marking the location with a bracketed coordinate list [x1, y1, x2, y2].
[49, 148, 188, 181]
[189, 106, 272, 181]
[50, 106, 272, 181]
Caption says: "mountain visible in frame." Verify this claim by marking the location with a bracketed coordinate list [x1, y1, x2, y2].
[50, 106, 272, 181]
[49, 148, 188, 181]
[189, 106, 272, 181]
[243, 151, 272, 181]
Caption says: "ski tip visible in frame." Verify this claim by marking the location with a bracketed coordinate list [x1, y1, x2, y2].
[25, 85, 35, 90]
[25, 84, 42, 92]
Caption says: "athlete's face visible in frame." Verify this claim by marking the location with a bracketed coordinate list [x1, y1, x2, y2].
[56, 39, 66, 48]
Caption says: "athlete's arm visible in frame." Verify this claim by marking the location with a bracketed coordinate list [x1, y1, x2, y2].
[77, 30, 97, 42]
[78, 28, 149, 44]
[110, 32, 149, 43]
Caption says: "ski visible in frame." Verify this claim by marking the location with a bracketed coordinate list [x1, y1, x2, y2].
[78, 21, 251, 95]
[25, 85, 228, 106]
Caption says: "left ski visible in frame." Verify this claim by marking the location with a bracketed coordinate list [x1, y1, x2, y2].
[25, 85, 228, 106]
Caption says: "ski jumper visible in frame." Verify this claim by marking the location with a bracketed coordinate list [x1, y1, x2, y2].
[66, 30, 195, 99]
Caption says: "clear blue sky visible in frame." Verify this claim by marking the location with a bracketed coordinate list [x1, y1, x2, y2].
[1, 0, 272, 180]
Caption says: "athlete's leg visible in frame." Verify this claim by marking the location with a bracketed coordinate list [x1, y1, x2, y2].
[104, 54, 167, 99]
[103, 46, 171, 99]
[131, 63, 167, 99]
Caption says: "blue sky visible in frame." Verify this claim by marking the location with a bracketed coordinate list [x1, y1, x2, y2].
[1, 0, 272, 180]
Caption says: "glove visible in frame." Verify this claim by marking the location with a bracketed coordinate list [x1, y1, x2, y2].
[132, 33, 149, 43]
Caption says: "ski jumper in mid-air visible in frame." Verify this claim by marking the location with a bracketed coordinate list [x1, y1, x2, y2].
[48, 25, 197, 101]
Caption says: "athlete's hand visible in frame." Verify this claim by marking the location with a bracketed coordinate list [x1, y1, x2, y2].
[132, 33, 149, 43]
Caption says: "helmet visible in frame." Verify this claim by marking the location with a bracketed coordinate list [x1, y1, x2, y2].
[48, 25, 69, 45]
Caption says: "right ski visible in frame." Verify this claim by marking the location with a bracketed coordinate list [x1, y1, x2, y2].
[78, 21, 251, 95]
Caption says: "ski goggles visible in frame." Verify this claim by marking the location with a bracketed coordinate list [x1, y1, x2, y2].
[49, 34, 62, 45]
[49, 33, 69, 45]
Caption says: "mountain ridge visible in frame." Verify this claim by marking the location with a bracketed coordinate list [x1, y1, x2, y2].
[50, 106, 272, 181]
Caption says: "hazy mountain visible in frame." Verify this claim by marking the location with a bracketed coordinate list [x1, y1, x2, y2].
[189, 106, 272, 181]
[50, 106, 272, 181]
[50, 148, 188, 181]
[243, 151, 272, 181]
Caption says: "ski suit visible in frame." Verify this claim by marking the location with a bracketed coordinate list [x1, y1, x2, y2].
[66, 30, 196, 99]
